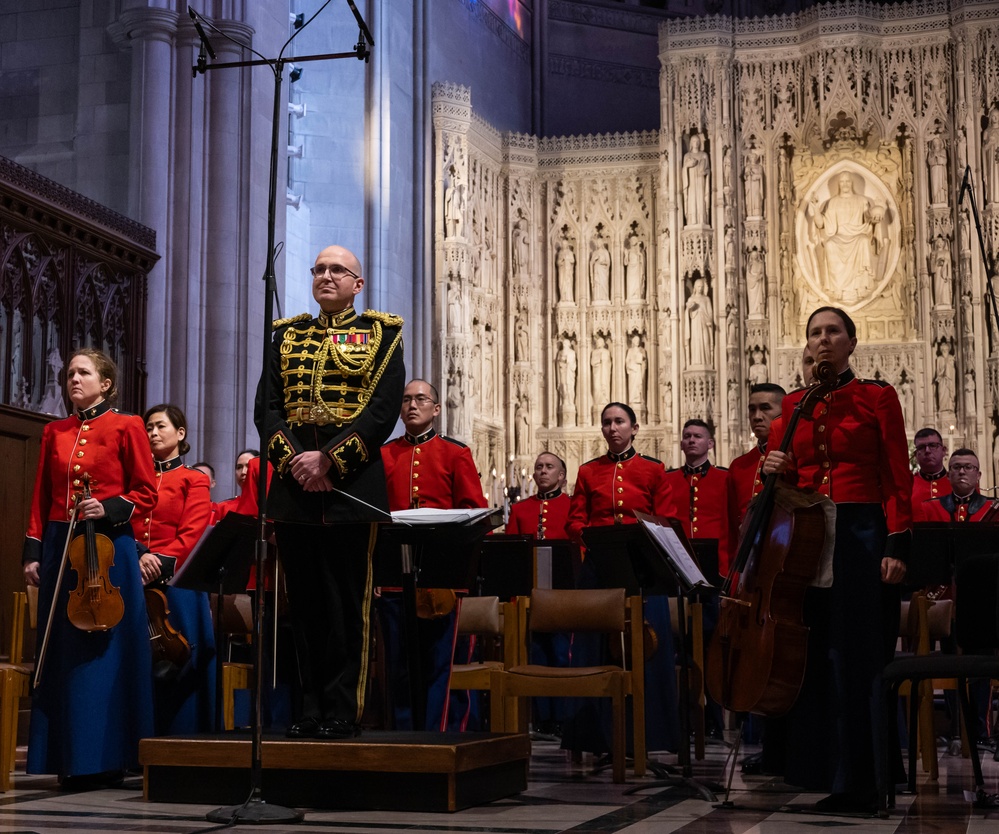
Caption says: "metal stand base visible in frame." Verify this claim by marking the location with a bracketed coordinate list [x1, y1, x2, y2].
[206, 798, 304, 825]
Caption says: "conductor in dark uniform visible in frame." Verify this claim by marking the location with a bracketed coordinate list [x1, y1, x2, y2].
[255, 244, 405, 740]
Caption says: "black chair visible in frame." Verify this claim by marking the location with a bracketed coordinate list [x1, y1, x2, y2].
[880, 551, 999, 816]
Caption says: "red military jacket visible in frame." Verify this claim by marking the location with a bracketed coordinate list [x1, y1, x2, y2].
[919, 491, 996, 523]
[664, 462, 731, 575]
[912, 469, 951, 514]
[132, 456, 212, 569]
[381, 428, 486, 512]
[24, 400, 157, 564]
[506, 490, 571, 540]
[566, 448, 676, 543]
[210, 497, 240, 526]
[235, 455, 274, 517]
[769, 369, 913, 558]
[728, 445, 766, 530]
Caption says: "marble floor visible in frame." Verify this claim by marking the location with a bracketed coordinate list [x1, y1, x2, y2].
[2, 736, 998, 834]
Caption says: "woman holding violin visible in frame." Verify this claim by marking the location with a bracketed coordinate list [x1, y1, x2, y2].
[764, 307, 911, 813]
[22, 349, 156, 787]
[564, 402, 680, 755]
[134, 404, 215, 734]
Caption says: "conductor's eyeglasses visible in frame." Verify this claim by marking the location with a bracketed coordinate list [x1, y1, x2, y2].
[311, 263, 360, 281]
[402, 395, 436, 406]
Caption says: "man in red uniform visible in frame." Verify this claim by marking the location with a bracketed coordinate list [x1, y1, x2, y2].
[727, 384, 786, 542]
[380, 378, 487, 730]
[911, 428, 951, 520]
[919, 448, 993, 522]
[664, 419, 730, 578]
[506, 452, 570, 539]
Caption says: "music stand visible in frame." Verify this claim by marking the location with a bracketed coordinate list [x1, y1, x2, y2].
[375, 509, 503, 730]
[172, 511, 258, 731]
[477, 534, 577, 598]
[581, 517, 718, 801]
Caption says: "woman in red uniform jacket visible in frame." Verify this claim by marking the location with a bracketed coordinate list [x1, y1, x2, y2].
[563, 402, 680, 755]
[22, 349, 156, 787]
[135, 404, 215, 734]
[766, 307, 912, 813]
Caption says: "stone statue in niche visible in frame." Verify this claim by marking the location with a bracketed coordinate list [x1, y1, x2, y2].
[591, 335, 612, 409]
[898, 375, 915, 428]
[727, 379, 739, 419]
[515, 315, 529, 362]
[447, 280, 462, 331]
[746, 249, 766, 317]
[39, 347, 66, 418]
[447, 371, 464, 436]
[685, 278, 715, 367]
[444, 166, 463, 238]
[623, 234, 646, 301]
[807, 171, 885, 304]
[931, 236, 953, 308]
[726, 305, 738, 344]
[964, 370, 976, 418]
[483, 330, 494, 412]
[748, 348, 768, 386]
[512, 209, 529, 277]
[927, 134, 948, 206]
[555, 338, 577, 419]
[515, 400, 530, 455]
[625, 334, 647, 419]
[724, 228, 736, 268]
[664, 379, 673, 426]
[557, 239, 575, 302]
[984, 106, 999, 205]
[744, 144, 765, 217]
[682, 132, 711, 227]
[934, 340, 956, 414]
[590, 238, 611, 302]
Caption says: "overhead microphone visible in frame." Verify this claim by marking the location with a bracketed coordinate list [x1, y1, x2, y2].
[188, 6, 217, 64]
[959, 164, 972, 207]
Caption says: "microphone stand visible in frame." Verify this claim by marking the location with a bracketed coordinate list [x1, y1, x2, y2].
[959, 165, 999, 352]
[188, 2, 372, 825]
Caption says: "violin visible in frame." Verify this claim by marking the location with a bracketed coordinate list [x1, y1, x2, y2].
[705, 358, 838, 715]
[145, 585, 191, 676]
[66, 473, 125, 631]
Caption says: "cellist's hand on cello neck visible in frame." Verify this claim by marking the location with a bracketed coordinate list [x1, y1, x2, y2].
[762, 449, 793, 476]
[881, 556, 906, 584]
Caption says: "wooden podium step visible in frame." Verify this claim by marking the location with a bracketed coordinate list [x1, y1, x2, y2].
[140, 730, 529, 812]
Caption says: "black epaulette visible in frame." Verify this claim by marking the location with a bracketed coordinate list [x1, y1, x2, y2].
[857, 377, 890, 388]
[272, 312, 312, 330]
[441, 434, 467, 448]
[666, 466, 680, 473]
[363, 309, 404, 328]
[715, 465, 729, 471]
[582, 456, 602, 466]
[640, 454, 663, 464]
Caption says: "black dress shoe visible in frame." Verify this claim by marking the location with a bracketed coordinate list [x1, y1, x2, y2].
[286, 717, 321, 738]
[317, 719, 361, 739]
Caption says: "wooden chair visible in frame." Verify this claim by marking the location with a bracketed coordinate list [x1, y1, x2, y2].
[668, 597, 706, 760]
[210, 593, 254, 730]
[448, 595, 525, 732]
[489, 588, 645, 783]
[1, 587, 37, 791]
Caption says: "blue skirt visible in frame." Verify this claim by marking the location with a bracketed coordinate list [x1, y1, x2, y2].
[153, 587, 217, 735]
[28, 522, 154, 777]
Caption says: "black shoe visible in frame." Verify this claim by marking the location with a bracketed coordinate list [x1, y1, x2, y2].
[318, 719, 361, 740]
[285, 716, 321, 738]
[813, 791, 877, 815]
[741, 752, 764, 774]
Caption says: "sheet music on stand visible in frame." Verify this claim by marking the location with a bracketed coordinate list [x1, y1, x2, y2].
[390, 507, 499, 526]
[634, 511, 711, 592]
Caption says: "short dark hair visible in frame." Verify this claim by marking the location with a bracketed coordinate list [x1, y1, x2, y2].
[806, 306, 857, 340]
[601, 402, 637, 425]
[143, 403, 191, 456]
[750, 383, 786, 398]
[950, 447, 978, 460]
[192, 461, 215, 478]
[236, 448, 260, 460]
[914, 427, 943, 443]
[407, 378, 440, 403]
[682, 418, 713, 438]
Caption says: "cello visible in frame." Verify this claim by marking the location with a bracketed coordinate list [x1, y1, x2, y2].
[66, 473, 125, 631]
[705, 358, 838, 715]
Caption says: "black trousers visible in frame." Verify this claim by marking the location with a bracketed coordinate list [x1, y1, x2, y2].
[275, 522, 376, 725]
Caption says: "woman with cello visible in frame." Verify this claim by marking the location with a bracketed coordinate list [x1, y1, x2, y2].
[135, 404, 215, 734]
[563, 402, 680, 756]
[764, 307, 911, 813]
[22, 349, 156, 788]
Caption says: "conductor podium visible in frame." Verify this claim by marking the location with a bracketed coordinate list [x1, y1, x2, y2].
[140, 509, 530, 813]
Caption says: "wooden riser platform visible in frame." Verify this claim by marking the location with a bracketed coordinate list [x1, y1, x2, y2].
[139, 731, 530, 812]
